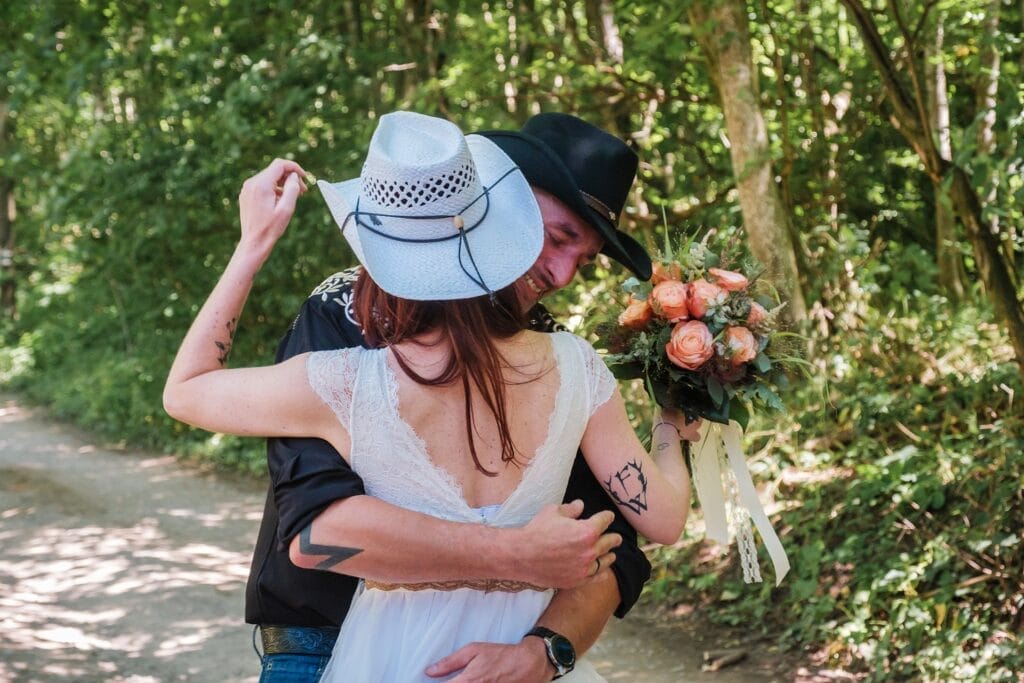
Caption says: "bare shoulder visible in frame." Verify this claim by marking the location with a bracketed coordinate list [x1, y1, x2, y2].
[497, 330, 561, 376]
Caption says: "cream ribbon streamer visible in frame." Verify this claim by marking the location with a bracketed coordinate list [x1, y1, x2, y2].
[691, 420, 790, 586]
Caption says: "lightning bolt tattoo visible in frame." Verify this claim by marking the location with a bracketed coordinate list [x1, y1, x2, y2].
[298, 524, 364, 570]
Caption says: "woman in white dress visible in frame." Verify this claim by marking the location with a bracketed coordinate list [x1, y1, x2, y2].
[164, 112, 692, 682]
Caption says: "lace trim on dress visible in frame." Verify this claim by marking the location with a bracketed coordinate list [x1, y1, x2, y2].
[305, 349, 361, 431]
[560, 332, 617, 416]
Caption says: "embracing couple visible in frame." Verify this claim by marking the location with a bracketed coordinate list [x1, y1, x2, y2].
[164, 111, 701, 682]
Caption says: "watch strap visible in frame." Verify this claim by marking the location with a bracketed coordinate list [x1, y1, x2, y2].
[525, 626, 560, 640]
[524, 626, 575, 679]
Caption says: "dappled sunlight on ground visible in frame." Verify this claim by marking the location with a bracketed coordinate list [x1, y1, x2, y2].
[0, 397, 263, 682]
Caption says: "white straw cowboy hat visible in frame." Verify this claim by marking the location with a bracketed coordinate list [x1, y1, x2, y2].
[318, 111, 543, 301]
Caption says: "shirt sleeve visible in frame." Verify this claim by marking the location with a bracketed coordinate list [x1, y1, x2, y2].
[563, 453, 652, 617]
[270, 270, 368, 547]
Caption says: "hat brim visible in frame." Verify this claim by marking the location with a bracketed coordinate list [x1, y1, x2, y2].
[318, 135, 543, 301]
[477, 130, 652, 280]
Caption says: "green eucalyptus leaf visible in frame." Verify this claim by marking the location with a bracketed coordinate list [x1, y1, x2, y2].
[706, 375, 725, 407]
[753, 351, 772, 372]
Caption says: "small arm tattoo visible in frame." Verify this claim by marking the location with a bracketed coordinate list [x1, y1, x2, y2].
[215, 318, 237, 366]
[603, 460, 649, 516]
[299, 524, 364, 570]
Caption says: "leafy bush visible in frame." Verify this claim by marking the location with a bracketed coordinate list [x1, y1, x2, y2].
[648, 289, 1023, 680]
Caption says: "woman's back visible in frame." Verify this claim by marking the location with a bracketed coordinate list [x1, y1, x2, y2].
[392, 329, 561, 508]
[306, 330, 616, 528]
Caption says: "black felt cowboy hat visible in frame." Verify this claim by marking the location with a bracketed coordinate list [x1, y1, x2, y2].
[478, 113, 652, 280]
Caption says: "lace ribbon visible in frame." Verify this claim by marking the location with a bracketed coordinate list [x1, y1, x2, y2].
[690, 420, 790, 586]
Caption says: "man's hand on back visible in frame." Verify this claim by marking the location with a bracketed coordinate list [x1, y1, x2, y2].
[511, 499, 620, 589]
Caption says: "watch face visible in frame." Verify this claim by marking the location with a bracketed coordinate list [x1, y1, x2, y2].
[550, 635, 576, 667]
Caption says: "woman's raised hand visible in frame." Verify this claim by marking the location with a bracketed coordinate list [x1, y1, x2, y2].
[238, 158, 309, 255]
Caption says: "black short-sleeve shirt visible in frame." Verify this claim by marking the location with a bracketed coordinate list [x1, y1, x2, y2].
[244, 268, 651, 626]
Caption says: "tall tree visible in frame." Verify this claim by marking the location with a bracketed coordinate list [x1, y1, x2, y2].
[0, 101, 13, 318]
[840, 0, 1024, 372]
[926, 14, 966, 300]
[975, 1, 1013, 284]
[688, 0, 808, 322]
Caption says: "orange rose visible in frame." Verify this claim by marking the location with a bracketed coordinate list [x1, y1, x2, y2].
[687, 278, 724, 319]
[651, 261, 682, 285]
[665, 320, 715, 370]
[723, 326, 758, 367]
[650, 281, 690, 322]
[618, 297, 653, 330]
[747, 301, 767, 327]
[708, 268, 749, 292]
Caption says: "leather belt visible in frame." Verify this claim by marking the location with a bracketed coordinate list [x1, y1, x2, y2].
[259, 625, 339, 656]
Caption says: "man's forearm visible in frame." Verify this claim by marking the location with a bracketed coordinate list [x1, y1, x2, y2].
[508, 573, 620, 681]
[536, 572, 619, 655]
[290, 495, 517, 582]
[290, 494, 615, 588]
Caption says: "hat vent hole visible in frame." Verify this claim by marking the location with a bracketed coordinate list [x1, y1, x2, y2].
[363, 163, 478, 209]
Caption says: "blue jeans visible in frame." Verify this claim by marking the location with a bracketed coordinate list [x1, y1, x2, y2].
[257, 652, 330, 683]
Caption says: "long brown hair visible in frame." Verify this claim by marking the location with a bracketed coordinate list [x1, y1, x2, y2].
[353, 269, 531, 476]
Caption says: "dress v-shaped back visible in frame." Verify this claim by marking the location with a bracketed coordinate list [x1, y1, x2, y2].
[306, 331, 616, 529]
[379, 334, 568, 516]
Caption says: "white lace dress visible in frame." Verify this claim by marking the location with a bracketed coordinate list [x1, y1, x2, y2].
[306, 331, 615, 682]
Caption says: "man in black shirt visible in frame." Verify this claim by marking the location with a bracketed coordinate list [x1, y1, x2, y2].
[247, 114, 663, 682]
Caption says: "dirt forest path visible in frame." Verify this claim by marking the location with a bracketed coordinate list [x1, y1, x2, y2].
[0, 394, 795, 682]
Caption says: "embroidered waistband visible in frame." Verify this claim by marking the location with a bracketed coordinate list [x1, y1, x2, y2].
[364, 578, 547, 593]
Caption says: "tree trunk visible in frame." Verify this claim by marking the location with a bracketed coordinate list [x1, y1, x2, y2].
[975, 2, 1014, 284]
[597, 0, 624, 64]
[926, 16, 966, 300]
[516, 0, 541, 117]
[0, 101, 14, 318]
[949, 167, 1024, 368]
[839, 0, 1024, 372]
[688, 0, 808, 323]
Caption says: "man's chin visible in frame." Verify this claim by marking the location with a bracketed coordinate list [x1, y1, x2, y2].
[512, 279, 542, 312]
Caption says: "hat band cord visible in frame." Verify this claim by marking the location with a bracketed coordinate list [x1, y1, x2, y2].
[339, 167, 521, 298]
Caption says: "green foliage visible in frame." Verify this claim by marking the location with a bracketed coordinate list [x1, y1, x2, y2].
[1, 0, 1022, 677]
[649, 290, 1023, 680]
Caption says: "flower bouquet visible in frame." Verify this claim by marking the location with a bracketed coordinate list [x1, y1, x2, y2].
[598, 236, 797, 429]
[595, 232, 802, 585]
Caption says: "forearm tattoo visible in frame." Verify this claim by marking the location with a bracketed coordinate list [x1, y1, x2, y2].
[298, 524, 364, 570]
[603, 460, 649, 515]
[214, 318, 237, 366]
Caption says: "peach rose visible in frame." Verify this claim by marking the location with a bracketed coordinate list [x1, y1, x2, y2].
[665, 320, 715, 370]
[651, 261, 682, 285]
[708, 267, 749, 292]
[650, 281, 690, 322]
[687, 278, 724, 319]
[747, 301, 767, 327]
[723, 326, 758, 367]
[618, 297, 653, 330]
